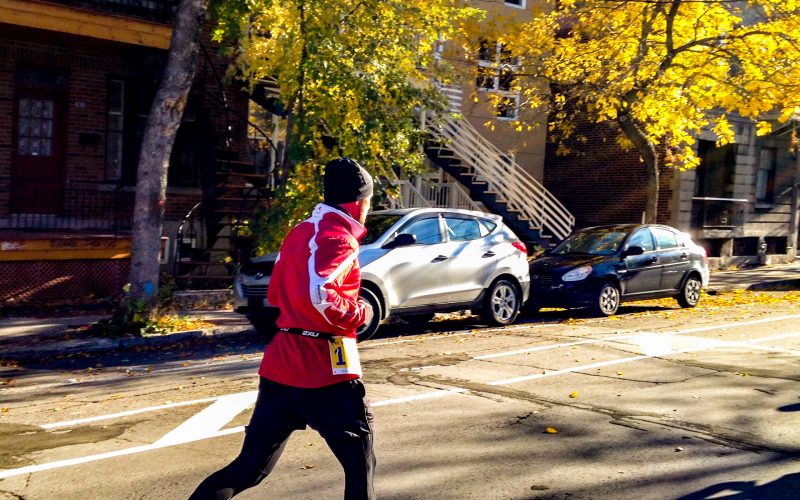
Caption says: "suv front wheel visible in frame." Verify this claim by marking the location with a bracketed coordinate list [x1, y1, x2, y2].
[481, 278, 521, 326]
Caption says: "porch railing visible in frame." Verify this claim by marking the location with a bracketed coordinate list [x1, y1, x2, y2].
[47, 0, 176, 24]
[691, 197, 749, 228]
[0, 184, 134, 233]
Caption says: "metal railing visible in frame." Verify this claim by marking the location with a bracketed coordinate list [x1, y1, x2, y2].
[1, 184, 133, 233]
[425, 114, 576, 240]
[47, 0, 175, 23]
[691, 197, 749, 228]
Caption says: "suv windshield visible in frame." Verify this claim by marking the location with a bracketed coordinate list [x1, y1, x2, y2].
[552, 228, 629, 256]
[362, 213, 403, 245]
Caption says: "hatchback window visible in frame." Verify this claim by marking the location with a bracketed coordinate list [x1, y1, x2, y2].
[362, 213, 403, 245]
[444, 216, 482, 241]
[396, 217, 442, 245]
[478, 218, 497, 235]
[552, 228, 628, 256]
[652, 227, 678, 249]
[627, 229, 655, 252]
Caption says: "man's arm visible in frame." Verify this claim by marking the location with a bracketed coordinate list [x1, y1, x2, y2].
[310, 235, 368, 333]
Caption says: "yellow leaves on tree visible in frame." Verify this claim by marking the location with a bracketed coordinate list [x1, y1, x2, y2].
[502, 0, 800, 222]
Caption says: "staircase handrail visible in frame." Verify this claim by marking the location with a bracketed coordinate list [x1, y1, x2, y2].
[427, 115, 575, 240]
[390, 179, 432, 209]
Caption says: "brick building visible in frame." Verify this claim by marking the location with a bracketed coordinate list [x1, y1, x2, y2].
[0, 0, 254, 304]
[543, 117, 800, 269]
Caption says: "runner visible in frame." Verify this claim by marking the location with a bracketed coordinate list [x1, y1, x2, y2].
[190, 157, 375, 499]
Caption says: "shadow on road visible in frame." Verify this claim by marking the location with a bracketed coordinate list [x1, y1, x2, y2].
[777, 403, 800, 412]
[677, 472, 800, 499]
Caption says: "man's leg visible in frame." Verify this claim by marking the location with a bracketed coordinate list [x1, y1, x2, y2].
[189, 378, 304, 499]
[295, 380, 376, 500]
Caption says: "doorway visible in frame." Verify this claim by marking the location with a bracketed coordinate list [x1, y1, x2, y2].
[10, 68, 67, 214]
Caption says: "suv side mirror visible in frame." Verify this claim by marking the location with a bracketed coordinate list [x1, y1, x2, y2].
[621, 245, 644, 258]
[383, 233, 416, 249]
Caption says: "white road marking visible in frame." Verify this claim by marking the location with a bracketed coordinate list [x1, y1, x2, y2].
[489, 330, 800, 386]
[155, 391, 257, 446]
[42, 397, 220, 430]
[0, 389, 465, 479]
[0, 426, 245, 480]
[3, 314, 800, 480]
[475, 314, 800, 360]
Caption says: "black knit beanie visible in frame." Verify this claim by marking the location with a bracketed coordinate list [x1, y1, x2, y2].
[323, 158, 373, 205]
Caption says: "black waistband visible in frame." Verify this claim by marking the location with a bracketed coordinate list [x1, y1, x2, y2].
[279, 328, 336, 342]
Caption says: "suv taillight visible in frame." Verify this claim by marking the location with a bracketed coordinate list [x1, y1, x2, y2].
[512, 241, 527, 255]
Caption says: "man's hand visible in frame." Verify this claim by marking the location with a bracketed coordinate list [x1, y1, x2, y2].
[359, 298, 374, 327]
[355, 298, 374, 337]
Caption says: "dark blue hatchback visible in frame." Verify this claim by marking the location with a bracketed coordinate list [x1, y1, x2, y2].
[527, 224, 709, 316]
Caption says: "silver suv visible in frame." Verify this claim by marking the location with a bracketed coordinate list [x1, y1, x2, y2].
[234, 208, 531, 339]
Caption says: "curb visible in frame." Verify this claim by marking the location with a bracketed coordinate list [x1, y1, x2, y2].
[0, 326, 258, 361]
[747, 278, 800, 292]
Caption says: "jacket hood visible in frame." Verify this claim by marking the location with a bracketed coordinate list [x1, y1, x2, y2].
[312, 203, 367, 240]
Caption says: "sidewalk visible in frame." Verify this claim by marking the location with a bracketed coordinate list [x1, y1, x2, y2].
[706, 260, 800, 292]
[1, 262, 798, 361]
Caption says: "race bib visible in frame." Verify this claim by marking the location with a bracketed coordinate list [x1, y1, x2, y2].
[328, 336, 362, 376]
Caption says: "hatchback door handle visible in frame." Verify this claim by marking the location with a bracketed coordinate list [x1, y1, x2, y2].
[649, 256, 659, 264]
[433, 255, 448, 262]
[680, 252, 689, 259]
[482, 251, 496, 258]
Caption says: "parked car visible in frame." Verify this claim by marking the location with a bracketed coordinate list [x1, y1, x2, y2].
[234, 207, 531, 339]
[527, 224, 709, 316]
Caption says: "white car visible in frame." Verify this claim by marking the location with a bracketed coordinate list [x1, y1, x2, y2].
[234, 208, 531, 339]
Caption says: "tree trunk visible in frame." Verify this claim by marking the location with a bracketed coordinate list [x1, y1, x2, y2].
[128, 0, 210, 305]
[789, 151, 800, 258]
[618, 112, 659, 223]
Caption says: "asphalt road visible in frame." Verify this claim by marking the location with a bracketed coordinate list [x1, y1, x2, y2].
[1, 296, 800, 499]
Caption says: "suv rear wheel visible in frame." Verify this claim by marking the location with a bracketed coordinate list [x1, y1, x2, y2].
[481, 278, 521, 326]
[357, 288, 382, 341]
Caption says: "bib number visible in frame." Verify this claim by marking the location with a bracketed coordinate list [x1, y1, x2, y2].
[328, 336, 362, 376]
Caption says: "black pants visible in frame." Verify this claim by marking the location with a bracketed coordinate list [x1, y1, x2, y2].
[190, 378, 376, 500]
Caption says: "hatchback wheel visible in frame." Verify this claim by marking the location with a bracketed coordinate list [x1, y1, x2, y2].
[677, 274, 702, 308]
[357, 288, 382, 341]
[482, 279, 521, 326]
[592, 282, 620, 316]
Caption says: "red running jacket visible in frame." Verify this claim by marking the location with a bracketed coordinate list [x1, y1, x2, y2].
[259, 203, 369, 388]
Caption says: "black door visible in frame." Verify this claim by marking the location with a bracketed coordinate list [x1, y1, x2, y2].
[652, 227, 691, 290]
[620, 228, 661, 295]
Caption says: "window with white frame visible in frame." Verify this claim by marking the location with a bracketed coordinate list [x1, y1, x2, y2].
[756, 147, 776, 204]
[476, 39, 520, 120]
[505, 0, 526, 8]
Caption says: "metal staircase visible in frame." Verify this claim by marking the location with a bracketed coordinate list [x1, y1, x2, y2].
[421, 101, 575, 244]
[173, 158, 272, 289]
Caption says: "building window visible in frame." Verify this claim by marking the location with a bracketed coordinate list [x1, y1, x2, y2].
[756, 147, 777, 204]
[17, 98, 53, 157]
[476, 39, 520, 120]
[106, 80, 125, 181]
[505, 0, 526, 8]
